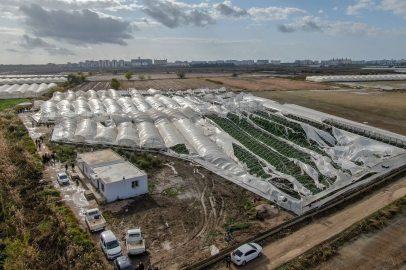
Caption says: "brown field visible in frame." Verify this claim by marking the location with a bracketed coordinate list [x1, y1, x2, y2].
[252, 89, 406, 136]
[87, 73, 233, 81]
[207, 76, 334, 91]
[71, 78, 229, 91]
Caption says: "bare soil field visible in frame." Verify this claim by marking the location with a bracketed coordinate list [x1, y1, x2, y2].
[207, 76, 334, 91]
[71, 78, 230, 92]
[252, 89, 406, 136]
[99, 157, 292, 269]
[87, 73, 232, 82]
[314, 212, 406, 270]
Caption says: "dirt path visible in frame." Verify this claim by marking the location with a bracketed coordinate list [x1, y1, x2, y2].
[227, 174, 406, 270]
[314, 213, 406, 270]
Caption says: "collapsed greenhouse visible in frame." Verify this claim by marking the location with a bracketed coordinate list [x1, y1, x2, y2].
[0, 76, 66, 85]
[306, 74, 406, 82]
[0, 83, 57, 99]
[36, 88, 406, 215]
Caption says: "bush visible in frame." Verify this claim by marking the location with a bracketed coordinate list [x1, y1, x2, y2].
[177, 71, 185, 79]
[138, 74, 145, 80]
[125, 72, 132, 80]
[110, 78, 120, 90]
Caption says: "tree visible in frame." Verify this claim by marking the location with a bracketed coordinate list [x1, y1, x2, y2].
[112, 70, 118, 75]
[110, 78, 120, 90]
[88, 71, 94, 76]
[125, 72, 132, 80]
[138, 74, 145, 80]
[177, 71, 185, 79]
[232, 72, 238, 77]
[147, 75, 151, 80]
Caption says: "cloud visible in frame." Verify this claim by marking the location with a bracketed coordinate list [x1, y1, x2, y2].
[277, 16, 393, 37]
[18, 34, 76, 55]
[0, 0, 124, 11]
[248, 6, 306, 22]
[379, 0, 406, 19]
[318, 10, 323, 14]
[141, 0, 215, 28]
[332, 7, 338, 11]
[6, 48, 20, 52]
[19, 4, 134, 45]
[346, 0, 375, 16]
[213, 1, 248, 19]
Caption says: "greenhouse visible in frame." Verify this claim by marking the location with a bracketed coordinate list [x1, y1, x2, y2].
[38, 88, 406, 215]
[0, 83, 57, 99]
[306, 74, 406, 82]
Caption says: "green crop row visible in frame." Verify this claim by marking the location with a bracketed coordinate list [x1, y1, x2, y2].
[285, 113, 333, 134]
[206, 114, 323, 194]
[232, 143, 268, 179]
[170, 144, 189, 155]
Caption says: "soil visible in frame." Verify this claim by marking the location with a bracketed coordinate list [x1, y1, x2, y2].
[252, 89, 406, 136]
[211, 174, 406, 270]
[70, 78, 231, 92]
[314, 213, 406, 270]
[87, 73, 233, 82]
[206, 76, 334, 91]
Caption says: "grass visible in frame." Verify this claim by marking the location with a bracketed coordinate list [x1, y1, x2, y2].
[276, 196, 406, 270]
[205, 79, 224, 85]
[163, 187, 181, 196]
[0, 99, 29, 111]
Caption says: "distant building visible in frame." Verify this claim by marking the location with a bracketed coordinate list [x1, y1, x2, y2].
[154, 59, 167, 65]
[112, 60, 118, 67]
[270, 60, 281, 65]
[256, 60, 269, 65]
[191, 61, 208, 65]
[131, 57, 153, 66]
[119, 60, 125, 67]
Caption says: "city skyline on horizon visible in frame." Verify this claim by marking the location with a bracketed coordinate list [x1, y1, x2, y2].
[0, 0, 406, 65]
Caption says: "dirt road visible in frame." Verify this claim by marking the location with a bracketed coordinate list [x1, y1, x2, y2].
[314, 213, 406, 270]
[231, 174, 406, 270]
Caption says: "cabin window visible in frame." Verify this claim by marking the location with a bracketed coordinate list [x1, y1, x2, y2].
[101, 183, 104, 192]
[132, 180, 139, 188]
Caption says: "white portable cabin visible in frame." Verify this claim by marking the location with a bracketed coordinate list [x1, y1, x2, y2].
[77, 149, 148, 203]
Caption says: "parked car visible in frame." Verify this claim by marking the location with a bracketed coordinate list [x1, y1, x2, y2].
[125, 229, 146, 256]
[56, 172, 69, 185]
[100, 230, 122, 260]
[230, 243, 262, 266]
[113, 256, 134, 270]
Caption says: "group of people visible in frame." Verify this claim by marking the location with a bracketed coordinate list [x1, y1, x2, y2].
[35, 136, 44, 150]
[42, 152, 56, 165]
[134, 262, 159, 270]
[17, 107, 31, 113]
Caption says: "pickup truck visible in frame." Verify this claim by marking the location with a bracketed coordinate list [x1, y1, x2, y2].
[85, 208, 106, 232]
[125, 229, 146, 255]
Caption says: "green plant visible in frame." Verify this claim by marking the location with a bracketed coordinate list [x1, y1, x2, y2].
[163, 187, 180, 196]
[205, 79, 223, 85]
[125, 72, 132, 80]
[138, 74, 145, 80]
[177, 71, 185, 79]
[110, 78, 120, 90]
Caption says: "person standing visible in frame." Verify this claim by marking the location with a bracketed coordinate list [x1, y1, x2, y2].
[147, 266, 153, 270]
[139, 262, 144, 270]
[65, 163, 68, 171]
[71, 163, 75, 171]
[226, 255, 231, 268]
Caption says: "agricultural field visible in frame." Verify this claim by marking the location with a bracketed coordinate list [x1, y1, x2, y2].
[206, 76, 335, 91]
[0, 98, 29, 111]
[86, 72, 232, 82]
[70, 78, 231, 92]
[251, 89, 406, 136]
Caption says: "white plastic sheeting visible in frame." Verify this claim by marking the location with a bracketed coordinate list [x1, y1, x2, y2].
[117, 97, 137, 113]
[52, 118, 77, 142]
[156, 95, 181, 109]
[56, 100, 75, 117]
[72, 100, 93, 117]
[115, 122, 140, 147]
[107, 89, 121, 100]
[307, 74, 406, 82]
[145, 96, 166, 110]
[0, 83, 56, 99]
[73, 119, 97, 142]
[102, 98, 122, 114]
[131, 97, 152, 112]
[129, 110, 165, 148]
[94, 123, 117, 144]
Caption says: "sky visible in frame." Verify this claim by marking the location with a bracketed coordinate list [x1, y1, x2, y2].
[0, 0, 405, 64]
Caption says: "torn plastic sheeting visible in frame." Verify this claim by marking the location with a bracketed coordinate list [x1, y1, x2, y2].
[51, 92, 65, 103]
[300, 123, 329, 147]
[146, 108, 168, 125]
[73, 118, 97, 142]
[87, 90, 98, 100]
[117, 97, 137, 113]
[147, 88, 161, 95]
[64, 90, 76, 102]
[162, 108, 188, 122]
[128, 110, 153, 124]
[88, 99, 107, 115]
[40, 101, 58, 117]
[172, 118, 245, 176]
[156, 120, 189, 148]
[145, 96, 166, 110]
[295, 160, 325, 189]
[102, 98, 122, 114]
[172, 96, 197, 107]
[335, 158, 365, 176]
[129, 88, 142, 98]
[131, 97, 152, 112]
[156, 95, 181, 109]
[179, 106, 199, 122]
[52, 117, 77, 142]
[206, 104, 229, 117]
[312, 156, 349, 182]
[115, 122, 140, 147]
[111, 113, 132, 126]
[93, 123, 117, 144]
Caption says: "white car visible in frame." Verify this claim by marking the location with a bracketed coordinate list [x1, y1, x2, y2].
[100, 230, 123, 260]
[56, 172, 69, 185]
[231, 243, 263, 266]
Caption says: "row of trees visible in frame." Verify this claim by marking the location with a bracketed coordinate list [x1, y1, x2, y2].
[111, 71, 186, 89]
